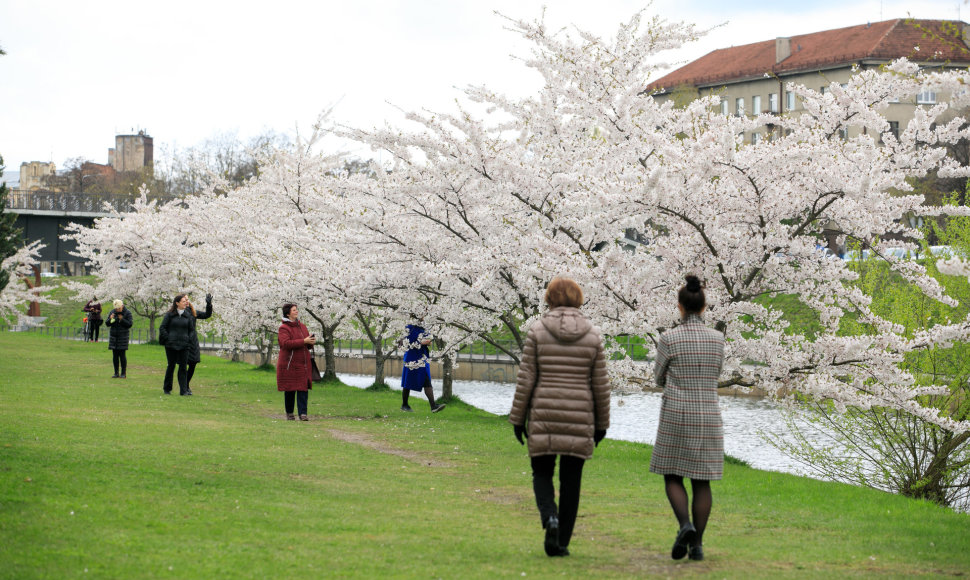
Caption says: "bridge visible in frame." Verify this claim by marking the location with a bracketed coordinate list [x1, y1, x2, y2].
[5, 191, 175, 272]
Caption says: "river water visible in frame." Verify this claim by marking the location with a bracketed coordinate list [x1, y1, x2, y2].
[338, 373, 810, 476]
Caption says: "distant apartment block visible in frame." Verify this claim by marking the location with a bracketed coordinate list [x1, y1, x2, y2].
[648, 19, 970, 143]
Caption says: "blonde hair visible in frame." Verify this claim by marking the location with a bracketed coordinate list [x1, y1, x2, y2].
[113, 299, 124, 309]
[544, 277, 584, 308]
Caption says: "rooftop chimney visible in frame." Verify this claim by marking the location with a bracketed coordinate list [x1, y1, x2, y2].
[776, 37, 792, 64]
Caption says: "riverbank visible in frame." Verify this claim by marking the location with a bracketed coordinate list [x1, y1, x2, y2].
[1, 333, 968, 578]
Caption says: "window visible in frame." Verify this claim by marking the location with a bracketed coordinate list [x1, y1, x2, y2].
[736, 97, 745, 116]
[820, 86, 828, 95]
[786, 91, 796, 111]
[720, 98, 729, 116]
[917, 91, 937, 104]
[769, 93, 778, 113]
[752, 95, 762, 115]
[882, 121, 899, 144]
[751, 132, 761, 145]
[839, 126, 849, 141]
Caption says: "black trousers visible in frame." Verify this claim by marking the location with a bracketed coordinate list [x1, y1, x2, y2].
[112, 349, 127, 375]
[531, 454, 586, 548]
[284, 390, 308, 415]
[163, 348, 190, 394]
[91, 321, 102, 342]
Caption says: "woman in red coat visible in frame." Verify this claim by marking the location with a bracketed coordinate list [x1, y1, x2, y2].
[276, 303, 316, 421]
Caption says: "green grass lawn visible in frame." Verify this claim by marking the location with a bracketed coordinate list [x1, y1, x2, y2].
[1, 332, 968, 579]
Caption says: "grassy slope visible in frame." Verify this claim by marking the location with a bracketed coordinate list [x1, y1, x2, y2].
[0, 332, 968, 579]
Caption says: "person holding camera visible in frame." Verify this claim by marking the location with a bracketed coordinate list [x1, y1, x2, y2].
[276, 303, 316, 421]
[83, 297, 103, 342]
[105, 299, 133, 378]
[159, 293, 198, 396]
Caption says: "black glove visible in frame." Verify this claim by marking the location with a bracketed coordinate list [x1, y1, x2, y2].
[205, 293, 213, 304]
[594, 430, 607, 446]
[513, 424, 527, 445]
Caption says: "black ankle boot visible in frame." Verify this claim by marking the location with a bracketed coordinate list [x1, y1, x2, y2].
[544, 516, 560, 557]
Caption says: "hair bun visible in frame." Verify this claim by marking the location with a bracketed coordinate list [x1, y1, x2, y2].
[685, 275, 702, 292]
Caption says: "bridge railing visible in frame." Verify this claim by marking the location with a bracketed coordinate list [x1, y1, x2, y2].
[5, 191, 177, 213]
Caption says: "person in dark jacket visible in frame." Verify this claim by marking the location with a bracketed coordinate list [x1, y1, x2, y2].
[185, 293, 213, 393]
[105, 299, 133, 378]
[650, 275, 725, 562]
[159, 293, 198, 396]
[83, 297, 103, 342]
[509, 277, 611, 557]
[400, 322, 445, 413]
[276, 303, 316, 421]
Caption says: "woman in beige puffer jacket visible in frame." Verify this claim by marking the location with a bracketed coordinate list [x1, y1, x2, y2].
[509, 277, 611, 557]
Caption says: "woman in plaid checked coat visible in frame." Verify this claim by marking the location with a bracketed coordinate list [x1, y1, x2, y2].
[649, 275, 725, 562]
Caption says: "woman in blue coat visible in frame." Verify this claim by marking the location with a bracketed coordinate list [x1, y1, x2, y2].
[400, 322, 445, 413]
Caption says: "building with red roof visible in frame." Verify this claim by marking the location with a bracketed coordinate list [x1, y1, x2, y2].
[650, 19, 970, 143]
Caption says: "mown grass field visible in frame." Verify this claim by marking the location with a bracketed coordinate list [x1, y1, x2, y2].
[1, 332, 968, 579]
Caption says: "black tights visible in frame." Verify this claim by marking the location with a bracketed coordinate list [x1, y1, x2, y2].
[402, 381, 436, 409]
[112, 350, 127, 375]
[663, 475, 712, 545]
[531, 455, 585, 548]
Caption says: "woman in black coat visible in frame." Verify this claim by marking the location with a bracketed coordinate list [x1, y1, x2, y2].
[159, 293, 198, 396]
[105, 299, 133, 378]
[185, 294, 213, 393]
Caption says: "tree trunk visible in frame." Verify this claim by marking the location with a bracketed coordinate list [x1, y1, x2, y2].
[374, 342, 386, 386]
[148, 315, 157, 343]
[320, 321, 340, 381]
[258, 328, 274, 367]
[441, 351, 453, 400]
[354, 310, 392, 387]
[434, 337, 453, 400]
[305, 310, 342, 381]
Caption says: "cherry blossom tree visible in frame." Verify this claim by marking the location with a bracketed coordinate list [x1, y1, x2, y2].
[338, 11, 970, 433]
[174, 113, 358, 370]
[0, 241, 54, 324]
[62, 191, 191, 341]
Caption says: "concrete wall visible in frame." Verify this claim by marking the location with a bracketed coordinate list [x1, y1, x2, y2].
[213, 348, 519, 384]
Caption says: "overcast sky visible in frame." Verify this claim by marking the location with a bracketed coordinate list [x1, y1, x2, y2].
[0, 0, 965, 174]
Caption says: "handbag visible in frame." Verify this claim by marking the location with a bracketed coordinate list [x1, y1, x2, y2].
[310, 356, 323, 382]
